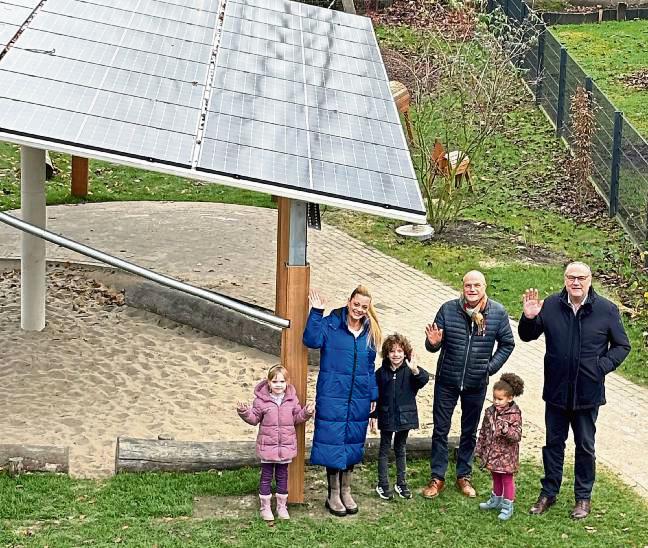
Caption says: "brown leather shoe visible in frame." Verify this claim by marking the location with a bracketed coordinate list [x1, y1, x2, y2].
[421, 478, 445, 498]
[456, 477, 477, 498]
[570, 499, 591, 519]
[529, 494, 557, 515]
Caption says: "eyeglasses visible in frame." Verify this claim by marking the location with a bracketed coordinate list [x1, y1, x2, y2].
[565, 275, 590, 283]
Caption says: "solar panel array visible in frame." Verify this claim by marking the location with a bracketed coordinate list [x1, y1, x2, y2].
[0, 0, 425, 218]
[0, 0, 39, 50]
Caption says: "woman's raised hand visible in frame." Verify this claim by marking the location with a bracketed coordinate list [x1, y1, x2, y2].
[308, 289, 325, 309]
[522, 288, 544, 319]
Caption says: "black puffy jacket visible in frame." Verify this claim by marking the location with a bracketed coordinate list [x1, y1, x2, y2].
[373, 358, 430, 431]
[425, 298, 515, 390]
[518, 287, 631, 409]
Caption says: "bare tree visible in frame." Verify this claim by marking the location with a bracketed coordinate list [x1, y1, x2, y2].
[387, 6, 537, 233]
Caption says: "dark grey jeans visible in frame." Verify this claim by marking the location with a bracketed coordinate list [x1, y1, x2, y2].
[378, 429, 410, 486]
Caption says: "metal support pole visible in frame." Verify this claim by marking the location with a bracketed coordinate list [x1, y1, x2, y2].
[0, 212, 289, 328]
[20, 146, 47, 331]
[535, 27, 546, 105]
[609, 111, 623, 217]
[556, 47, 568, 137]
[288, 200, 307, 266]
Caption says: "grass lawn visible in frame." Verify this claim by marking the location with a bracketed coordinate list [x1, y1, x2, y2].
[1, 461, 648, 547]
[551, 20, 648, 136]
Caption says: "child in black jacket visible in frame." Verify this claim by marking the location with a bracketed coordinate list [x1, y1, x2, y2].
[371, 333, 429, 499]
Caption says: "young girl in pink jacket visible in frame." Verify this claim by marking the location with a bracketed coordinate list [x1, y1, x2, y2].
[237, 365, 314, 522]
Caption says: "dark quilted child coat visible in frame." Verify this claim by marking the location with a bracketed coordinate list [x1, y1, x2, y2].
[475, 402, 522, 474]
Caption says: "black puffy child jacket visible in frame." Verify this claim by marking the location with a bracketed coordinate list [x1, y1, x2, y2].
[373, 358, 430, 431]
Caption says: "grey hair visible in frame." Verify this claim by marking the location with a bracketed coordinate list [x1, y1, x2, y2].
[564, 262, 592, 275]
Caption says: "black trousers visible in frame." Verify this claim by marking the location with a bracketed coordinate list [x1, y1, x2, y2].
[430, 382, 487, 480]
[378, 430, 410, 486]
[541, 403, 599, 500]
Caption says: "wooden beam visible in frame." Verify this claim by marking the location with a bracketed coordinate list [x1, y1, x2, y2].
[0, 444, 69, 473]
[71, 156, 89, 198]
[282, 264, 310, 503]
[115, 437, 452, 473]
[275, 197, 290, 316]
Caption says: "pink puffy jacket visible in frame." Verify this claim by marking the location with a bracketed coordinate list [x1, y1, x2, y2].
[238, 380, 312, 462]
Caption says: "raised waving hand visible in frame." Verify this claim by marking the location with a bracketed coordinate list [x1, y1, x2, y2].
[522, 288, 544, 319]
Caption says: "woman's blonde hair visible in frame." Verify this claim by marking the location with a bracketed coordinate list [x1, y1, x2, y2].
[349, 285, 382, 350]
[267, 364, 289, 383]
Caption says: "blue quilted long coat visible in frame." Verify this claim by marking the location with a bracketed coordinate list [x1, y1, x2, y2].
[303, 306, 378, 470]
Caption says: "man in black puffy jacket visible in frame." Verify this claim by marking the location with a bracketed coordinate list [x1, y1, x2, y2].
[519, 261, 630, 520]
[421, 270, 515, 499]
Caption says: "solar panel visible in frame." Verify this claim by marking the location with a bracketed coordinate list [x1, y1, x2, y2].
[0, 0, 426, 221]
[198, 0, 422, 215]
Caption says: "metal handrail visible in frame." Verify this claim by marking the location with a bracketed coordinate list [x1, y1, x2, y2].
[0, 211, 290, 329]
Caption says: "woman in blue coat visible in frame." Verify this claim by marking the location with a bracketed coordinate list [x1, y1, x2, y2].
[303, 286, 381, 517]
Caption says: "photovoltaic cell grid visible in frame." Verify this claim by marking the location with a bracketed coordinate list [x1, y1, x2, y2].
[198, 0, 422, 214]
[0, 0, 425, 218]
[0, 0, 217, 165]
[0, 0, 39, 49]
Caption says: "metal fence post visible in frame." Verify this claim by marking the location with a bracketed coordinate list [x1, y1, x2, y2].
[535, 27, 546, 105]
[521, 1, 528, 21]
[609, 111, 623, 217]
[487, 0, 494, 12]
[556, 47, 568, 137]
[504, 0, 510, 17]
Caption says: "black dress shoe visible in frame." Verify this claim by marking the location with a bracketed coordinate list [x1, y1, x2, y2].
[529, 494, 557, 515]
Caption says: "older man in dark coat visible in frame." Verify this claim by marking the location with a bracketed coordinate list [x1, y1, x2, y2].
[422, 270, 515, 499]
[519, 261, 631, 519]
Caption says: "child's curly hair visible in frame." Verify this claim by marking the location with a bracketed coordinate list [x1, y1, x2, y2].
[381, 333, 413, 362]
[494, 373, 524, 398]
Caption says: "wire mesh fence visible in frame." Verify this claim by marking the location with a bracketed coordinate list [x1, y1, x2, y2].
[490, 0, 648, 248]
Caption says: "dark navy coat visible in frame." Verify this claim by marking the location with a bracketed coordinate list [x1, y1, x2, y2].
[425, 298, 515, 390]
[518, 287, 631, 409]
[373, 358, 429, 432]
[303, 306, 378, 469]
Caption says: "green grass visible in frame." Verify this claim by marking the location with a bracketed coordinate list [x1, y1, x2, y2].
[1, 462, 647, 547]
[552, 20, 648, 135]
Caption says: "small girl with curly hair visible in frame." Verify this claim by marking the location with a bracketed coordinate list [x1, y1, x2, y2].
[475, 372, 524, 521]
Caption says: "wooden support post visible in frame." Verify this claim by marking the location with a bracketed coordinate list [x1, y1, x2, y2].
[275, 198, 309, 503]
[71, 156, 89, 198]
[282, 265, 310, 504]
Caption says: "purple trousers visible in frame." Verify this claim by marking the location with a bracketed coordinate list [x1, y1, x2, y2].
[260, 462, 289, 495]
[492, 472, 516, 500]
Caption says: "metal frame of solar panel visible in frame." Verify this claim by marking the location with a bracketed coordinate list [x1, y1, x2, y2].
[0, 0, 426, 221]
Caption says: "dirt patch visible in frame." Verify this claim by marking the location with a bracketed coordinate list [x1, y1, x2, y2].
[431, 220, 566, 265]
